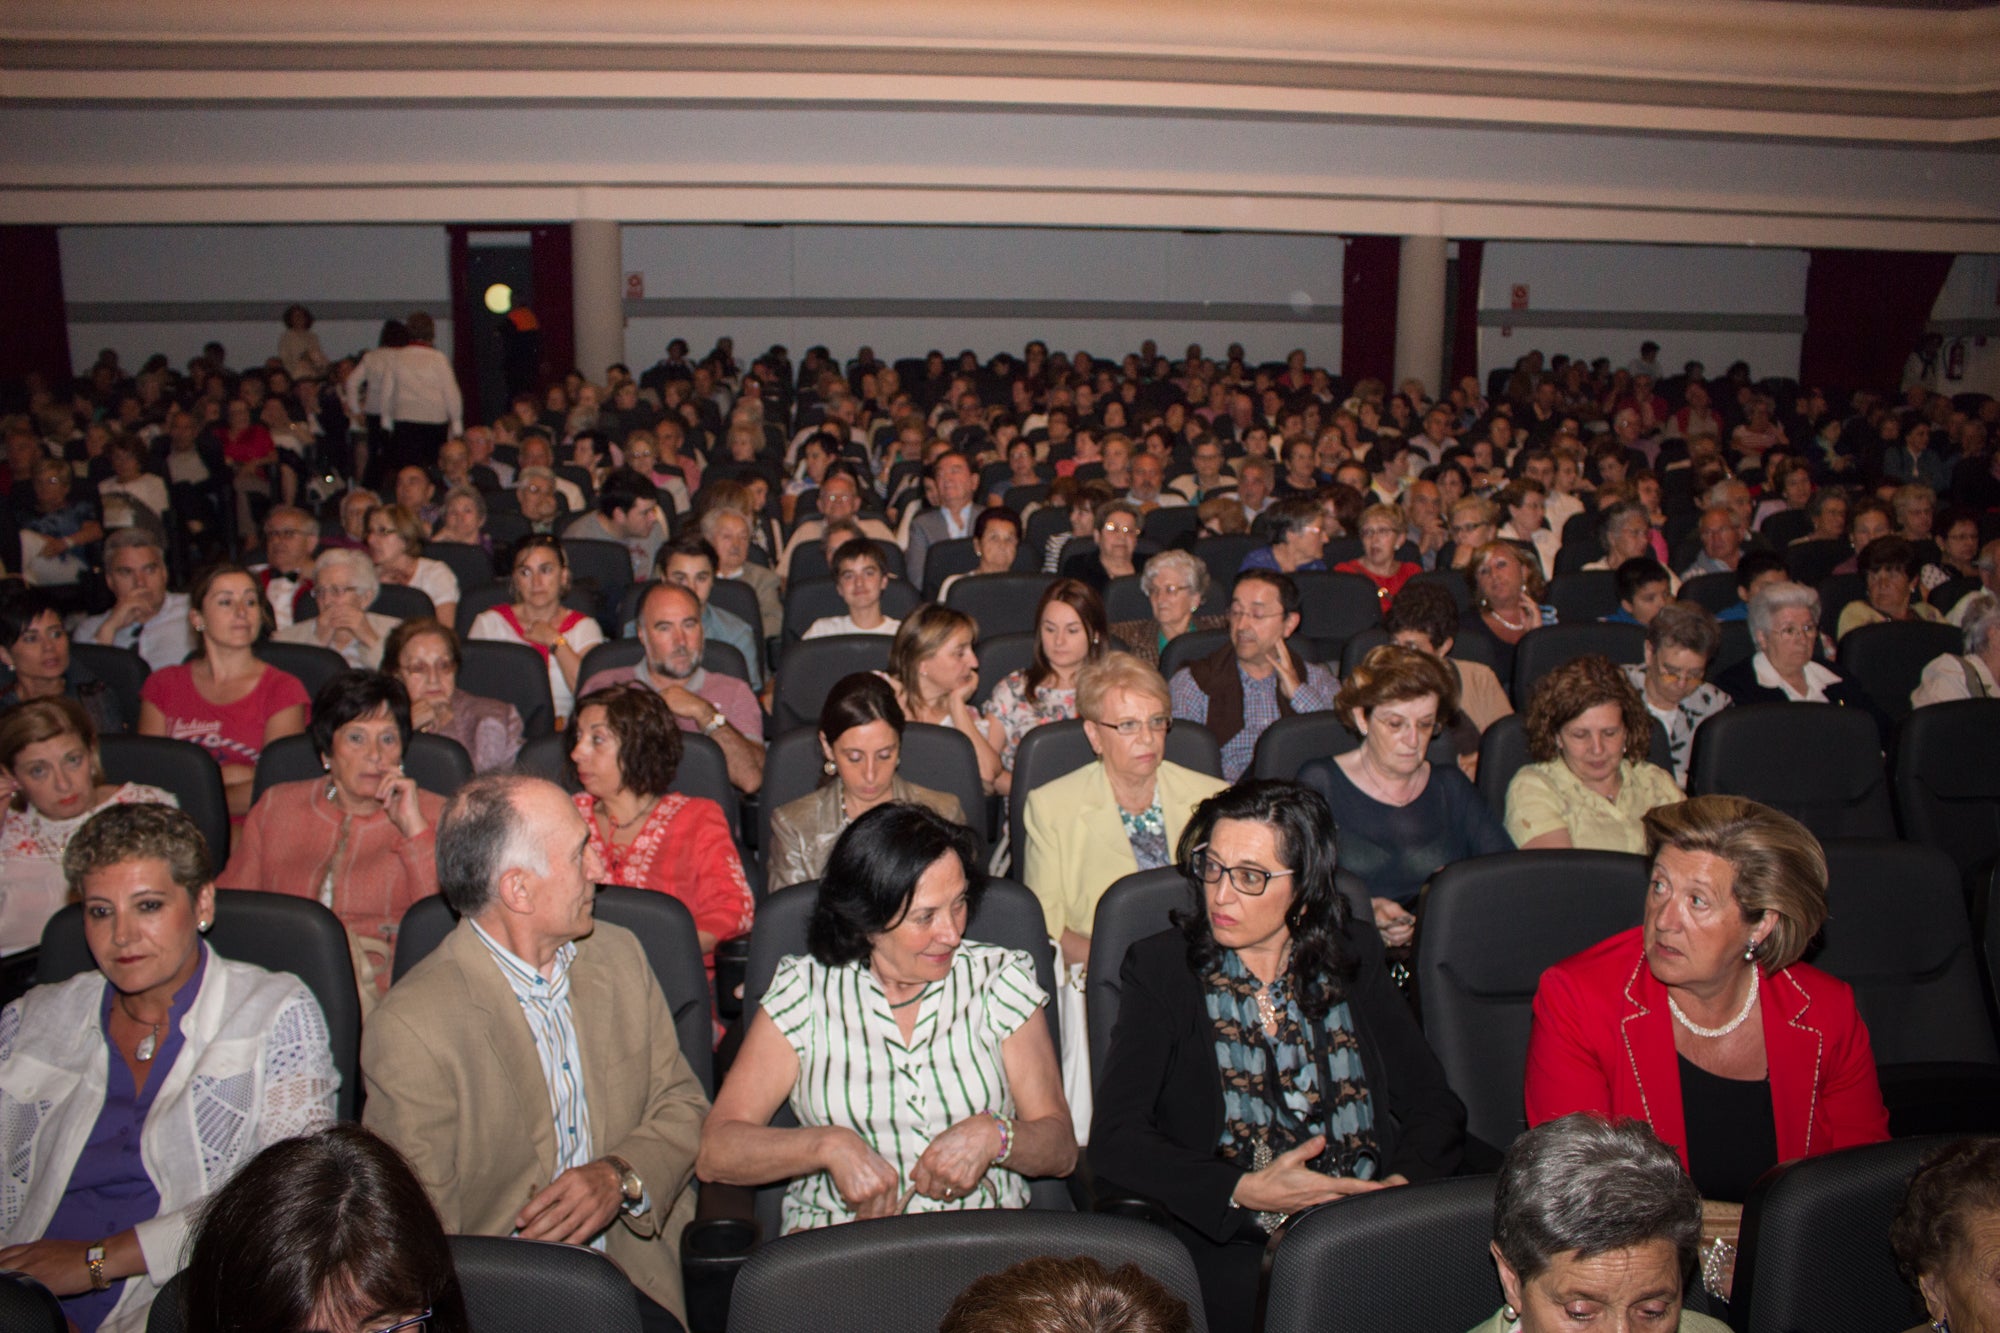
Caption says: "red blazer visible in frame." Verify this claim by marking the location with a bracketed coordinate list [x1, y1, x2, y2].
[1525, 927, 1889, 1171]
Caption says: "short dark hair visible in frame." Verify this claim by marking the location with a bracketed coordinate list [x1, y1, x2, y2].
[1615, 556, 1672, 604]
[595, 467, 660, 519]
[309, 670, 414, 761]
[807, 802, 984, 967]
[1858, 534, 1920, 578]
[939, 1256, 1192, 1333]
[972, 506, 1022, 541]
[384, 617, 461, 674]
[1384, 580, 1459, 649]
[181, 1124, 469, 1333]
[1232, 568, 1300, 617]
[830, 537, 888, 579]
[1734, 549, 1788, 594]
[567, 685, 683, 798]
[0, 585, 62, 648]
[657, 531, 719, 576]
[819, 671, 905, 743]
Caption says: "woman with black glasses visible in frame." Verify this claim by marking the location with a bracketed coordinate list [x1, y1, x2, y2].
[1089, 780, 1465, 1333]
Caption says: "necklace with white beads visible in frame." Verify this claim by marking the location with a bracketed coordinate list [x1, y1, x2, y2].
[1668, 965, 1759, 1040]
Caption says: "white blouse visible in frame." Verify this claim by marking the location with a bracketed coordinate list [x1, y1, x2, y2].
[467, 606, 605, 724]
[0, 783, 177, 955]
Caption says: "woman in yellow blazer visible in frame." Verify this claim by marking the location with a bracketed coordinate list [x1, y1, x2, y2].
[1022, 653, 1227, 969]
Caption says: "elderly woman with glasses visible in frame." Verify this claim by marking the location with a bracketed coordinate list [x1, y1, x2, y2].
[1332, 502, 1423, 613]
[384, 618, 524, 774]
[1713, 582, 1870, 710]
[1836, 535, 1941, 641]
[1022, 654, 1227, 970]
[1110, 550, 1228, 668]
[1091, 780, 1464, 1333]
[1061, 500, 1143, 593]
[275, 548, 401, 669]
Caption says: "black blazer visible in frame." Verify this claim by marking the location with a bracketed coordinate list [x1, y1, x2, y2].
[1712, 656, 1889, 745]
[1088, 920, 1465, 1244]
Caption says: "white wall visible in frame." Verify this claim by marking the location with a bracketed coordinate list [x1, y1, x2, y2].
[1930, 253, 2000, 397]
[59, 224, 452, 371]
[618, 225, 1344, 370]
[1476, 242, 1811, 383]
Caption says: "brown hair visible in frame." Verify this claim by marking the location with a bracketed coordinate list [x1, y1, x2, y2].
[938, 1256, 1192, 1333]
[188, 562, 272, 649]
[1523, 654, 1650, 764]
[1891, 1138, 2000, 1290]
[889, 603, 979, 703]
[566, 685, 683, 798]
[0, 695, 103, 811]
[384, 616, 461, 674]
[1027, 577, 1108, 699]
[1334, 643, 1459, 737]
[1467, 539, 1547, 604]
[366, 502, 427, 558]
[1642, 794, 1828, 971]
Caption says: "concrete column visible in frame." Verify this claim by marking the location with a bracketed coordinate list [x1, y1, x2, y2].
[1394, 233, 1449, 400]
[571, 217, 624, 380]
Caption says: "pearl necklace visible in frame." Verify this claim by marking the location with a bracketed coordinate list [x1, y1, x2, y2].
[1668, 966, 1760, 1040]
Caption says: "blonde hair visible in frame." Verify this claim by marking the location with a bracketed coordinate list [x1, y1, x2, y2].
[889, 604, 979, 702]
[1077, 652, 1171, 722]
[1643, 795, 1828, 971]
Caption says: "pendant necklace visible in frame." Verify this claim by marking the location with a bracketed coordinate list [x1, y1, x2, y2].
[118, 996, 163, 1062]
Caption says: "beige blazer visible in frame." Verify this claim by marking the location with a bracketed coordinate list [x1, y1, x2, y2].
[361, 919, 709, 1319]
[1021, 759, 1227, 940]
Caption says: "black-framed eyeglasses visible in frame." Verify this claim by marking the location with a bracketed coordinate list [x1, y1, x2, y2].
[1186, 846, 1295, 896]
[367, 1311, 431, 1333]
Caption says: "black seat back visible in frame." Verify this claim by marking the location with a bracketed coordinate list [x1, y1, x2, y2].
[252, 731, 473, 802]
[1414, 850, 1648, 1154]
[253, 639, 349, 702]
[68, 641, 149, 730]
[1894, 698, 2000, 885]
[448, 1234, 644, 1333]
[1838, 619, 1963, 726]
[39, 890, 363, 1120]
[1510, 623, 1647, 708]
[1290, 571, 1383, 643]
[99, 734, 231, 866]
[782, 576, 921, 646]
[1476, 713, 1673, 819]
[458, 638, 556, 739]
[771, 635, 895, 734]
[1543, 570, 1619, 625]
[1687, 702, 1895, 842]
[943, 572, 1055, 640]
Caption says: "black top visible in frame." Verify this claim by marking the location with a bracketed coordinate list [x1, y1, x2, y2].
[1678, 1053, 1778, 1204]
[1298, 757, 1513, 908]
[1088, 919, 1466, 1244]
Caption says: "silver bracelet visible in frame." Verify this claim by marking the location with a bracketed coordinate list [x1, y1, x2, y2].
[1701, 1237, 1736, 1297]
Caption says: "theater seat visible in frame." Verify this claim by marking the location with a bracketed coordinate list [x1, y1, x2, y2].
[944, 572, 1054, 640]
[1687, 702, 1895, 842]
[98, 734, 231, 867]
[1509, 624, 1647, 708]
[1008, 718, 1222, 878]
[770, 635, 893, 734]
[450, 1234, 645, 1333]
[1838, 619, 1961, 727]
[251, 731, 473, 802]
[0, 1270, 66, 1333]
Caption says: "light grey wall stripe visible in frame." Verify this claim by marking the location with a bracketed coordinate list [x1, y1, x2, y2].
[68, 300, 450, 323]
[1475, 309, 1807, 333]
[621, 297, 1343, 323]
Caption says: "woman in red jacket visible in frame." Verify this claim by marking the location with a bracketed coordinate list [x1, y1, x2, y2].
[1525, 795, 1888, 1305]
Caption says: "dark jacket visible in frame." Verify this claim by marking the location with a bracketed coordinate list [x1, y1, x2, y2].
[1089, 920, 1465, 1244]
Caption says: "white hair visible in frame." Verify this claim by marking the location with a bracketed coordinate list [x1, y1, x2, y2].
[314, 546, 380, 604]
[1747, 580, 1820, 641]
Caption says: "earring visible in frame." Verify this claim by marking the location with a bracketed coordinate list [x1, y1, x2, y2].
[823, 759, 837, 776]
[198, 919, 211, 934]
[1744, 938, 1758, 961]
[1501, 1306, 1519, 1325]
[1931, 1320, 1949, 1333]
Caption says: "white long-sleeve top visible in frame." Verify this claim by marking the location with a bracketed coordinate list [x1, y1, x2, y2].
[344, 344, 398, 418]
[0, 951, 339, 1333]
[380, 343, 464, 435]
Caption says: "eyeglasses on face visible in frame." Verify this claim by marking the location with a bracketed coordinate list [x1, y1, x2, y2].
[363, 1310, 432, 1333]
[1099, 714, 1172, 738]
[1100, 523, 1139, 537]
[1186, 845, 1295, 896]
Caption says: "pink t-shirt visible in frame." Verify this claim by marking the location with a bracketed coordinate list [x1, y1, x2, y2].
[141, 663, 310, 768]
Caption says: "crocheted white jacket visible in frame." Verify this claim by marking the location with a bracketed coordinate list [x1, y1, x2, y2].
[0, 951, 338, 1333]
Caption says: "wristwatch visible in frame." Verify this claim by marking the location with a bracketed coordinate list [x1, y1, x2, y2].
[701, 710, 729, 735]
[86, 1240, 109, 1291]
[605, 1155, 645, 1210]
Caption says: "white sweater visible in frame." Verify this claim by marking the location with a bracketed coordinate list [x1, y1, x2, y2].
[0, 951, 338, 1332]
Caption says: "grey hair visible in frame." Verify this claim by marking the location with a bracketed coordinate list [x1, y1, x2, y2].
[1747, 580, 1821, 641]
[1702, 478, 1749, 510]
[440, 483, 486, 524]
[314, 546, 380, 605]
[103, 526, 166, 560]
[264, 505, 321, 540]
[516, 465, 556, 488]
[1598, 501, 1649, 555]
[435, 775, 553, 915]
[1140, 548, 1209, 601]
[1966, 603, 2000, 658]
[1493, 1114, 1702, 1286]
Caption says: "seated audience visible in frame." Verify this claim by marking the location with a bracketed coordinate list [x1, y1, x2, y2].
[563, 467, 666, 581]
[431, 483, 489, 552]
[1023, 654, 1227, 969]
[1831, 498, 1895, 575]
[803, 539, 902, 639]
[138, 564, 309, 819]
[1945, 539, 2000, 627]
[1711, 549, 1789, 623]
[698, 802, 1074, 1232]
[514, 466, 565, 534]
[1064, 500, 1144, 592]
[1891, 1137, 2000, 1333]
[1196, 493, 1250, 539]
[468, 534, 605, 728]
[392, 466, 442, 531]
[276, 547, 400, 668]
[0, 587, 124, 733]
[983, 578, 1109, 793]
[1526, 796, 1890, 1302]
[889, 605, 1005, 793]
[20, 456, 105, 588]
[76, 530, 191, 672]
[702, 500, 783, 641]
[569, 685, 753, 971]
[1458, 541, 1557, 693]
[385, 618, 525, 774]
[221, 671, 440, 997]
[1239, 496, 1329, 576]
[1680, 506, 1747, 582]
[767, 672, 966, 892]
[1496, 479, 1559, 580]
[366, 503, 459, 629]
[178, 1123, 470, 1333]
[1625, 602, 1731, 786]
[1912, 603, 2000, 707]
[1928, 506, 1983, 590]
[1332, 503, 1421, 611]
[0, 802, 336, 1333]
[1837, 535, 1941, 639]
[1110, 549, 1227, 668]
[362, 775, 708, 1333]
[1476, 1113, 1727, 1333]
[1505, 655, 1681, 852]
[777, 467, 896, 584]
[1445, 496, 1499, 571]
[1090, 780, 1465, 1333]
[1299, 645, 1510, 941]
[1169, 570, 1337, 782]
[936, 506, 1023, 602]
[651, 534, 766, 691]
[249, 506, 319, 632]
[905, 451, 982, 591]
[1713, 582, 1869, 708]
[1383, 581, 1512, 777]
[940, 1256, 1192, 1333]
[0, 697, 175, 957]
[1584, 502, 1676, 592]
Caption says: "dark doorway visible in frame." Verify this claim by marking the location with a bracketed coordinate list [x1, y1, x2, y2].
[462, 233, 535, 425]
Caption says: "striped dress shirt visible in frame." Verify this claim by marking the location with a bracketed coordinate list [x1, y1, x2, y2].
[762, 942, 1046, 1233]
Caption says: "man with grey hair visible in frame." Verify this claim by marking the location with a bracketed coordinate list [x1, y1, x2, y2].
[75, 529, 191, 670]
[363, 775, 707, 1332]
[251, 504, 321, 631]
[1912, 602, 2000, 707]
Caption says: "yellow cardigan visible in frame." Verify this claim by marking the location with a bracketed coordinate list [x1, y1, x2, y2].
[1021, 760, 1227, 940]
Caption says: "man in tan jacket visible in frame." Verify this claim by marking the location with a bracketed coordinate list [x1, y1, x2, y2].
[363, 775, 708, 1330]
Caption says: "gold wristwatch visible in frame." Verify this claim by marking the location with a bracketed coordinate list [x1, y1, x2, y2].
[86, 1240, 109, 1291]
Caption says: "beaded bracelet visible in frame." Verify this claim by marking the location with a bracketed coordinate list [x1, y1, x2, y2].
[989, 1110, 1015, 1165]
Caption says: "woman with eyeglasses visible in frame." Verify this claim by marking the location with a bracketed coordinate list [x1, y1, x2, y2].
[1022, 654, 1226, 970]
[1109, 550, 1228, 668]
[1090, 779, 1465, 1333]
[1060, 500, 1143, 594]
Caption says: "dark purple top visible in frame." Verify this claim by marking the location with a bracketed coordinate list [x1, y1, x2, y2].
[46, 945, 207, 1332]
